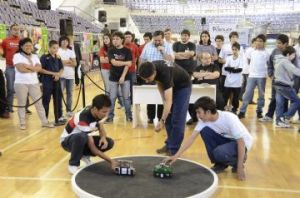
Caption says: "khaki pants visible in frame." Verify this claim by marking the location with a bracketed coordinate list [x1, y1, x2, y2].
[14, 83, 48, 125]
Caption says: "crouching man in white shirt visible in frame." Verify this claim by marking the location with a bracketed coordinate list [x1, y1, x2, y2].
[164, 96, 253, 181]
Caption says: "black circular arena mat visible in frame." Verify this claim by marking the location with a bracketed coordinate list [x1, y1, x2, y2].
[72, 156, 218, 198]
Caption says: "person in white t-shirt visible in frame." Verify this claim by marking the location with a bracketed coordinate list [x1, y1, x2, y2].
[58, 36, 77, 117]
[223, 42, 244, 114]
[239, 34, 270, 119]
[13, 38, 54, 130]
[164, 96, 253, 181]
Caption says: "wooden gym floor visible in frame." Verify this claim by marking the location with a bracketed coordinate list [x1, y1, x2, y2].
[0, 70, 299, 198]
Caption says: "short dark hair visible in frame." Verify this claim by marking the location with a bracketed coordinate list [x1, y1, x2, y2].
[49, 40, 58, 47]
[181, 29, 190, 37]
[143, 32, 152, 40]
[153, 30, 164, 38]
[194, 97, 217, 114]
[282, 46, 296, 56]
[251, 38, 256, 43]
[215, 35, 224, 42]
[277, 34, 289, 44]
[59, 36, 70, 47]
[17, 37, 32, 53]
[229, 31, 239, 39]
[200, 30, 211, 45]
[92, 94, 111, 109]
[139, 62, 156, 78]
[232, 42, 240, 50]
[112, 31, 124, 40]
[10, 23, 18, 30]
[256, 34, 266, 42]
[164, 28, 171, 32]
[124, 31, 132, 36]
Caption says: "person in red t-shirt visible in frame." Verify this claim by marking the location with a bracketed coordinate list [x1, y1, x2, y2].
[124, 31, 140, 103]
[99, 33, 123, 107]
[138, 32, 152, 56]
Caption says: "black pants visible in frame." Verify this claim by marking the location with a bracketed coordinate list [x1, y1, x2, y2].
[189, 89, 225, 121]
[61, 133, 114, 166]
[42, 81, 63, 123]
[224, 87, 241, 113]
[147, 104, 163, 121]
[0, 69, 8, 114]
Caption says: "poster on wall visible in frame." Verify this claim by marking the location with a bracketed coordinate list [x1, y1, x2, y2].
[209, 23, 237, 44]
[0, 24, 7, 40]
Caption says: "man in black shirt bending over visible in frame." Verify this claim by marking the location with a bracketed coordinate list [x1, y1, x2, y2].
[139, 61, 192, 155]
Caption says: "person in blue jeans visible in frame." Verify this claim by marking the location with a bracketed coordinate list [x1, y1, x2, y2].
[139, 60, 191, 155]
[274, 46, 300, 128]
[164, 96, 253, 181]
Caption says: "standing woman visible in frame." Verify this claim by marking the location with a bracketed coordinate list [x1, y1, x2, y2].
[196, 30, 218, 64]
[13, 38, 54, 130]
[58, 36, 77, 117]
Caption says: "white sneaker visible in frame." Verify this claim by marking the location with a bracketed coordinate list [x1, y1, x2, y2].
[259, 116, 273, 122]
[58, 116, 67, 122]
[66, 112, 74, 117]
[275, 121, 290, 128]
[81, 156, 92, 166]
[68, 165, 79, 174]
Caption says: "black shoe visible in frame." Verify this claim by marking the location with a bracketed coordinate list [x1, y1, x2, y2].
[126, 117, 133, 122]
[211, 163, 228, 173]
[148, 119, 154, 124]
[238, 112, 245, 119]
[26, 109, 32, 115]
[249, 101, 256, 105]
[257, 112, 263, 119]
[186, 118, 194, 125]
[54, 121, 66, 126]
[156, 145, 168, 154]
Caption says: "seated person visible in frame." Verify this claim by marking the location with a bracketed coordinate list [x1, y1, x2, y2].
[187, 52, 225, 125]
[60, 94, 117, 174]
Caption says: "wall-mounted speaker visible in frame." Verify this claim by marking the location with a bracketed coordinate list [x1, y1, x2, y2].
[98, 11, 107, 22]
[60, 19, 73, 36]
[37, 0, 51, 10]
[120, 18, 126, 27]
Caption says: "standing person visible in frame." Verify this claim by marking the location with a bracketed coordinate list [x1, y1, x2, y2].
[214, 35, 226, 92]
[139, 30, 174, 124]
[107, 31, 132, 122]
[173, 29, 196, 76]
[0, 69, 9, 118]
[164, 28, 174, 46]
[40, 40, 65, 126]
[259, 34, 290, 122]
[274, 46, 300, 127]
[187, 52, 225, 125]
[58, 36, 77, 117]
[124, 31, 140, 103]
[196, 30, 218, 64]
[13, 38, 54, 130]
[223, 43, 243, 114]
[238, 35, 269, 119]
[138, 32, 152, 55]
[61, 94, 117, 174]
[0, 24, 31, 114]
[139, 60, 191, 155]
[164, 97, 253, 181]
[68, 36, 82, 87]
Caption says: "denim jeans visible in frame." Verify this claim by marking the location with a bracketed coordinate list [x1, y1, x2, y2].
[200, 126, 239, 167]
[61, 133, 114, 166]
[108, 80, 131, 119]
[100, 69, 124, 106]
[5, 67, 15, 112]
[275, 85, 300, 122]
[240, 77, 266, 114]
[60, 78, 74, 112]
[165, 86, 191, 154]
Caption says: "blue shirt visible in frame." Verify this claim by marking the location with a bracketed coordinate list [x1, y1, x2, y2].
[40, 54, 63, 88]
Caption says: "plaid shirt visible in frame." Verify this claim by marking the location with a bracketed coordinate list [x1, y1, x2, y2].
[140, 41, 174, 65]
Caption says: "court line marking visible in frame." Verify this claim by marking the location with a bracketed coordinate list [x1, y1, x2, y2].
[219, 185, 300, 194]
[0, 176, 70, 182]
[41, 154, 70, 178]
[0, 128, 44, 154]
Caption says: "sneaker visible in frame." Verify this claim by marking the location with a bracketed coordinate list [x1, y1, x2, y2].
[259, 116, 273, 122]
[19, 124, 26, 130]
[68, 165, 79, 174]
[156, 145, 168, 154]
[42, 122, 55, 128]
[279, 116, 290, 125]
[126, 117, 133, 122]
[238, 112, 245, 119]
[186, 118, 195, 125]
[81, 156, 92, 166]
[0, 112, 10, 119]
[275, 120, 290, 128]
[66, 112, 74, 117]
[54, 121, 66, 126]
[148, 119, 154, 124]
[257, 112, 263, 119]
[58, 116, 67, 122]
[249, 101, 257, 105]
[26, 109, 32, 115]
[211, 163, 228, 173]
